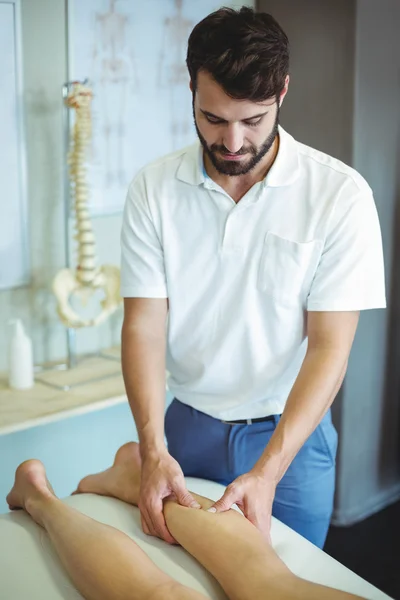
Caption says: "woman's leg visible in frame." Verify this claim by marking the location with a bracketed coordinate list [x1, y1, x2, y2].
[77, 442, 366, 600]
[6, 461, 206, 600]
[164, 493, 365, 600]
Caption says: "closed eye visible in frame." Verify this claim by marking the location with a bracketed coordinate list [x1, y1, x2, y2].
[205, 115, 224, 125]
[243, 118, 263, 127]
[205, 115, 264, 127]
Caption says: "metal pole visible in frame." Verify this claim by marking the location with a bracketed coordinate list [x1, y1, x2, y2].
[67, 327, 77, 369]
[62, 82, 77, 369]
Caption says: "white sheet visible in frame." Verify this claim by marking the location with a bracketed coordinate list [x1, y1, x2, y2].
[0, 478, 392, 600]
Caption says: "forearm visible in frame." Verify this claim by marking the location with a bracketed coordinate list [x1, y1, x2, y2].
[121, 325, 167, 456]
[256, 348, 347, 481]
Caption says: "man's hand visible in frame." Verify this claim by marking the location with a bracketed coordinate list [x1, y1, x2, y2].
[139, 449, 201, 544]
[207, 469, 276, 543]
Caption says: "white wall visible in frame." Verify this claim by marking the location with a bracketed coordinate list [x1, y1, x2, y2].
[258, 0, 400, 524]
[260, 0, 355, 164]
[0, 0, 254, 372]
[334, 0, 400, 524]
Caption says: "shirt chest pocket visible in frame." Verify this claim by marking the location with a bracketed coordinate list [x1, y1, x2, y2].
[257, 232, 321, 306]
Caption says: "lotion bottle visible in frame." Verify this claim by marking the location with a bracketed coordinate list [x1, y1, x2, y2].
[8, 319, 34, 390]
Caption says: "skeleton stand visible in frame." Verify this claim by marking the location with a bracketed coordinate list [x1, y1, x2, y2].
[34, 81, 121, 392]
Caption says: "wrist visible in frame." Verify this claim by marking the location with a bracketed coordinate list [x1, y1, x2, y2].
[139, 439, 168, 461]
[253, 453, 285, 484]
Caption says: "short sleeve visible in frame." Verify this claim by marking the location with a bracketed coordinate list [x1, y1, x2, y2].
[307, 188, 386, 311]
[120, 174, 168, 298]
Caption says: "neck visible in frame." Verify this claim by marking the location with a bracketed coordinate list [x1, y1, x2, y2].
[204, 134, 280, 196]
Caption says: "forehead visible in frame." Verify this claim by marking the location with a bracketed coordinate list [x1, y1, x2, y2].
[195, 70, 275, 119]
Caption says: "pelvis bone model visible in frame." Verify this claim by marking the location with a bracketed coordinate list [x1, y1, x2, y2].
[52, 82, 121, 328]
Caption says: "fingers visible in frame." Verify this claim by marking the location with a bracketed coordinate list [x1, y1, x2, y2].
[139, 499, 158, 538]
[151, 497, 177, 544]
[207, 485, 237, 513]
[174, 487, 201, 509]
[140, 513, 150, 535]
[139, 498, 177, 545]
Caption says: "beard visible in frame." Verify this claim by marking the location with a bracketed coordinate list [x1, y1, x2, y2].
[193, 101, 280, 177]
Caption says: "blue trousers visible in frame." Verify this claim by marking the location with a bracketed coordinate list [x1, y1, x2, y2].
[165, 398, 338, 549]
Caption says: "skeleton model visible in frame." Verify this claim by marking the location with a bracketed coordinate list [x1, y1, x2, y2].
[158, 0, 194, 150]
[91, 0, 139, 188]
[52, 82, 121, 329]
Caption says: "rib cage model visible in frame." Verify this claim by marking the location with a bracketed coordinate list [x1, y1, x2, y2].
[52, 82, 121, 328]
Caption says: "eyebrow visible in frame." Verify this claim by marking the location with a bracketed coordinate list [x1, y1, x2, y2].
[200, 109, 269, 122]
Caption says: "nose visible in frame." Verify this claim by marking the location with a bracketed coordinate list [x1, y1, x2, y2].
[222, 123, 244, 154]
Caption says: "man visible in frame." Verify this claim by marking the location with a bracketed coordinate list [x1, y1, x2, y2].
[120, 7, 386, 549]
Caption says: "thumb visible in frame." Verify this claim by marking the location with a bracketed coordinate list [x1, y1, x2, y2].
[173, 485, 201, 509]
[207, 489, 235, 513]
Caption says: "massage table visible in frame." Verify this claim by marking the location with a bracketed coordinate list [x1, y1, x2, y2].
[0, 478, 392, 600]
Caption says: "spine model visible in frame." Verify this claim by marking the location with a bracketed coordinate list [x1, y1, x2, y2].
[66, 83, 97, 286]
[52, 81, 121, 329]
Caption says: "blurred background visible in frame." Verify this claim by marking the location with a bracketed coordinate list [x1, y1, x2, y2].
[0, 1, 399, 597]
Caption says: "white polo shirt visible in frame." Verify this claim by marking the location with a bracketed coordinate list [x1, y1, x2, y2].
[121, 126, 386, 420]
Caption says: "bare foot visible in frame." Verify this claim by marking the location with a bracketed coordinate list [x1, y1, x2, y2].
[73, 442, 142, 505]
[6, 460, 55, 525]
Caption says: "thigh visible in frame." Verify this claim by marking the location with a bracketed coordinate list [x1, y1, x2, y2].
[165, 399, 231, 484]
[272, 411, 338, 548]
[230, 419, 276, 477]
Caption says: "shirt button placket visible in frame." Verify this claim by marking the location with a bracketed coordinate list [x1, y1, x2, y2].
[222, 210, 242, 254]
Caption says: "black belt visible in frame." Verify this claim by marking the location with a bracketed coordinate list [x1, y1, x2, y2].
[221, 415, 276, 425]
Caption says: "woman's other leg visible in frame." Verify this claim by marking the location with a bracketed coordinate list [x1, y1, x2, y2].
[78, 442, 366, 600]
[6, 460, 206, 600]
[164, 492, 365, 600]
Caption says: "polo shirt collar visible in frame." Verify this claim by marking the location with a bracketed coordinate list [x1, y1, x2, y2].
[176, 142, 205, 186]
[264, 126, 300, 187]
[176, 125, 300, 188]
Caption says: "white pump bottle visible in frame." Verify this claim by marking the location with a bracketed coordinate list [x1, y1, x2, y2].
[8, 319, 34, 390]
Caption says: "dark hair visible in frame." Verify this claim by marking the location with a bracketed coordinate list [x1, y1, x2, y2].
[186, 6, 289, 102]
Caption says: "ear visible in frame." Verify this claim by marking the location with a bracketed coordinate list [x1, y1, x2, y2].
[189, 80, 194, 92]
[279, 75, 290, 107]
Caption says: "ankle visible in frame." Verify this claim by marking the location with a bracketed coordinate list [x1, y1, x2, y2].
[25, 489, 55, 526]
